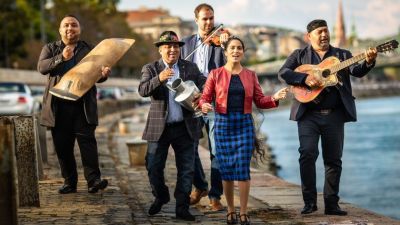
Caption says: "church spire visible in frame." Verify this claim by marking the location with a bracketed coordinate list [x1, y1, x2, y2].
[334, 0, 346, 47]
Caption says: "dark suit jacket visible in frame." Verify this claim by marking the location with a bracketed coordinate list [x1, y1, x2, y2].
[138, 58, 207, 141]
[181, 34, 226, 72]
[278, 45, 374, 122]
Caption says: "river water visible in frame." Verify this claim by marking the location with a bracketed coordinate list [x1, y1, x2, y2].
[260, 96, 400, 220]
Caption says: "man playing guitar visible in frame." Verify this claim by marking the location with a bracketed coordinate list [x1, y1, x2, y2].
[278, 19, 377, 216]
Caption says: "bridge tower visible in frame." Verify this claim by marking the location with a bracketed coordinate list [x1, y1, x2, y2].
[334, 0, 346, 47]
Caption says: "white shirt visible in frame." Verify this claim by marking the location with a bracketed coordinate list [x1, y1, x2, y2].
[192, 34, 210, 76]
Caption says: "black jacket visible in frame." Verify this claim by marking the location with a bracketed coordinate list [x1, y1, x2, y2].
[138, 58, 206, 141]
[37, 40, 106, 127]
[278, 45, 374, 122]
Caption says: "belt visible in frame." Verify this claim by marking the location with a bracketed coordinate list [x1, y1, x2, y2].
[311, 109, 333, 115]
[165, 121, 185, 127]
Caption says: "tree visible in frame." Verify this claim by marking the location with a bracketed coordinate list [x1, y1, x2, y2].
[1, 0, 157, 77]
[0, 0, 29, 68]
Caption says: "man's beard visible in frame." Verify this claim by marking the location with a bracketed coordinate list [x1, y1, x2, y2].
[65, 38, 79, 45]
[63, 34, 79, 45]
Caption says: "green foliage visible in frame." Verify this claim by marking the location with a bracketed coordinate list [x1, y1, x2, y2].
[0, 0, 156, 77]
[0, 0, 29, 67]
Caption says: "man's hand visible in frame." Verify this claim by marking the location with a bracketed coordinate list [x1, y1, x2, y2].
[159, 68, 175, 82]
[101, 66, 111, 78]
[201, 103, 213, 114]
[62, 45, 75, 61]
[365, 47, 378, 65]
[219, 32, 229, 45]
[305, 73, 322, 88]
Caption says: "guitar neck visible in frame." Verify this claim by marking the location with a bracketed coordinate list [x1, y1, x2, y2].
[330, 53, 366, 74]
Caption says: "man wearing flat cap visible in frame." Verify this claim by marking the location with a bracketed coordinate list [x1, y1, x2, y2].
[138, 30, 206, 221]
[278, 19, 377, 216]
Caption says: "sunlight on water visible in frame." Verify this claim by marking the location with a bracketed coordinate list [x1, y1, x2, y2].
[261, 96, 400, 220]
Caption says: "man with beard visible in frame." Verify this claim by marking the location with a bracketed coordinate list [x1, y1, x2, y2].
[180, 3, 228, 211]
[139, 31, 206, 221]
[37, 15, 110, 194]
[278, 19, 377, 216]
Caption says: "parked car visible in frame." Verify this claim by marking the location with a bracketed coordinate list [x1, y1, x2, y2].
[97, 87, 123, 100]
[29, 85, 45, 111]
[0, 82, 40, 115]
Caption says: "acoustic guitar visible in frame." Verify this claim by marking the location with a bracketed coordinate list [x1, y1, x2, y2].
[290, 40, 399, 103]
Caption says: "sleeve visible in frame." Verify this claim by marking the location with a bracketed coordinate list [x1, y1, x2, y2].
[346, 50, 375, 78]
[252, 72, 278, 109]
[138, 64, 163, 97]
[37, 44, 64, 75]
[278, 49, 308, 86]
[199, 70, 216, 108]
[193, 64, 207, 91]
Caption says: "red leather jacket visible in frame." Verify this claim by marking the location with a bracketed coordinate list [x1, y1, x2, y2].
[199, 67, 278, 114]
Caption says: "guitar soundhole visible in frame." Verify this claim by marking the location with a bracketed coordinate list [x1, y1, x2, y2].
[322, 69, 331, 78]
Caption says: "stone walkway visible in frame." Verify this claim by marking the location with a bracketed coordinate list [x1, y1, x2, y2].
[17, 106, 400, 225]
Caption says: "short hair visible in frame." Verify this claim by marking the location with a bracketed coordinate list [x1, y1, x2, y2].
[306, 19, 327, 33]
[61, 14, 80, 23]
[223, 36, 245, 51]
[194, 3, 214, 18]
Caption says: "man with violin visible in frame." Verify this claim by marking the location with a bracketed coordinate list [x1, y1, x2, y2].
[278, 19, 377, 216]
[181, 3, 229, 211]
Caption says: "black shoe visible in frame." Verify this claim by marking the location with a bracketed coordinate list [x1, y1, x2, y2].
[325, 205, 347, 216]
[239, 214, 250, 225]
[58, 184, 77, 194]
[226, 212, 238, 224]
[148, 198, 169, 215]
[301, 203, 318, 214]
[88, 179, 108, 193]
[176, 209, 195, 221]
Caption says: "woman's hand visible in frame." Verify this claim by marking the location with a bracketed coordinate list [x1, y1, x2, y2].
[192, 93, 202, 110]
[272, 87, 289, 101]
[201, 103, 213, 114]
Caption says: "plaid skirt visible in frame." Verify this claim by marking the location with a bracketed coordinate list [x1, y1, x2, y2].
[214, 112, 254, 181]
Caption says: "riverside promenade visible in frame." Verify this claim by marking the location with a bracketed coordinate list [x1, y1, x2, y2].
[17, 105, 400, 225]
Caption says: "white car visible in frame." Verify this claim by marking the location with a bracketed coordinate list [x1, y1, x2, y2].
[0, 82, 40, 115]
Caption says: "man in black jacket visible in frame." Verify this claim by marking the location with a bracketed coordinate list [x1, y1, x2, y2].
[180, 3, 227, 210]
[139, 31, 206, 221]
[278, 19, 377, 216]
[37, 15, 109, 194]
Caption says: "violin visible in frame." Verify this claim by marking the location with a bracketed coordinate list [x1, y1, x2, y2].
[203, 25, 230, 46]
[184, 24, 230, 60]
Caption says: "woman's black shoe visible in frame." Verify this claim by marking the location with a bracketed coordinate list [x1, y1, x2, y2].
[226, 212, 238, 224]
[239, 214, 250, 225]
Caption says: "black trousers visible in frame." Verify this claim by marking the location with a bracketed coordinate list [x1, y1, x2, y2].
[51, 100, 101, 187]
[146, 122, 195, 212]
[297, 108, 345, 207]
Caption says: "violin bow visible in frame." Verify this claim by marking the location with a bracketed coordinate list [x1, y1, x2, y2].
[184, 24, 224, 60]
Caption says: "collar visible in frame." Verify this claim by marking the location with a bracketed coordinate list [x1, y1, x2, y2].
[162, 60, 178, 69]
[196, 34, 202, 42]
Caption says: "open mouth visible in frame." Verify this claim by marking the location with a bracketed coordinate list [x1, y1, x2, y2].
[320, 39, 329, 44]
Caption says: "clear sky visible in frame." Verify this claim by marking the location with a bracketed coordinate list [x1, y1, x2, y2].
[117, 0, 400, 39]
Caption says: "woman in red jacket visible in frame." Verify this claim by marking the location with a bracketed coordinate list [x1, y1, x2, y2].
[199, 36, 288, 225]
